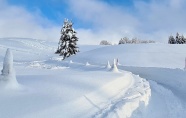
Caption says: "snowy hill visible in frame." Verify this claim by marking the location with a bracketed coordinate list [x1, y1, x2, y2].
[68, 44, 186, 69]
[0, 38, 185, 118]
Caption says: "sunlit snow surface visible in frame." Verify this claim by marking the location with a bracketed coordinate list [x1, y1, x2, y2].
[0, 38, 185, 118]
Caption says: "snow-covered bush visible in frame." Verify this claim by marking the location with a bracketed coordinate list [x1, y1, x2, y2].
[55, 19, 79, 60]
[100, 40, 112, 45]
[0, 49, 19, 88]
[119, 37, 130, 44]
[131, 38, 139, 44]
[119, 37, 155, 44]
[148, 40, 156, 43]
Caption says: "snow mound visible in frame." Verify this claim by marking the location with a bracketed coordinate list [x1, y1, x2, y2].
[106, 61, 111, 69]
[0, 49, 19, 89]
[110, 59, 119, 73]
[69, 60, 73, 64]
[85, 62, 90, 66]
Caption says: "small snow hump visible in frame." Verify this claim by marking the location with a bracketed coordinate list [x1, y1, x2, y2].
[106, 60, 111, 69]
[184, 57, 186, 70]
[0, 49, 19, 89]
[85, 62, 90, 66]
[110, 59, 119, 72]
[69, 60, 73, 64]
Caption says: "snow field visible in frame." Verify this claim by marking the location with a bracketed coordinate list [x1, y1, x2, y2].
[0, 38, 185, 118]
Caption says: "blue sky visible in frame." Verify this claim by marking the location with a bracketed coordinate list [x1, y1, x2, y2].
[6, 0, 136, 29]
[7, 0, 133, 24]
[1, 0, 186, 44]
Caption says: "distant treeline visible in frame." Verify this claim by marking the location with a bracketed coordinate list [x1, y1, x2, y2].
[168, 33, 186, 44]
[100, 37, 155, 45]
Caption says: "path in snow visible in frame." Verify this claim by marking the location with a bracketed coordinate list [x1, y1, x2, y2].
[119, 66, 186, 118]
[91, 74, 151, 118]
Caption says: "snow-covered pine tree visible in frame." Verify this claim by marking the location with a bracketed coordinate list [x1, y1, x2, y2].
[55, 19, 79, 60]
[175, 32, 183, 44]
[175, 32, 179, 44]
[180, 35, 186, 44]
[168, 35, 176, 44]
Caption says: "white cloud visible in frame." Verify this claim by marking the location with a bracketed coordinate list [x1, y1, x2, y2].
[67, 0, 186, 44]
[68, 0, 139, 44]
[1, 0, 186, 44]
[0, 0, 60, 41]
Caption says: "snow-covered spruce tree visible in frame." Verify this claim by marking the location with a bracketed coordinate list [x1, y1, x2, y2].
[168, 35, 176, 44]
[175, 32, 183, 44]
[55, 19, 79, 60]
[0, 49, 19, 88]
[180, 35, 186, 44]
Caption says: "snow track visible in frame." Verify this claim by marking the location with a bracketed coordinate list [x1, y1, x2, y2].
[92, 74, 151, 118]
[131, 80, 184, 118]
[119, 66, 186, 118]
